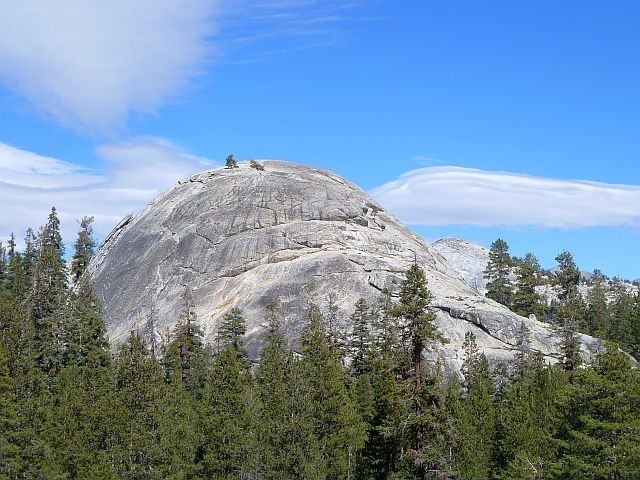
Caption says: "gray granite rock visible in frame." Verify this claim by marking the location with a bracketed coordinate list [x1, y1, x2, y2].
[89, 161, 602, 375]
[432, 237, 490, 293]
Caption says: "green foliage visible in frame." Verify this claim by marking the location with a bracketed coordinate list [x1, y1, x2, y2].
[165, 286, 206, 392]
[457, 354, 496, 480]
[301, 303, 367, 479]
[512, 253, 545, 319]
[349, 298, 373, 375]
[71, 216, 96, 284]
[114, 332, 164, 479]
[31, 207, 68, 376]
[0, 343, 20, 478]
[554, 250, 581, 302]
[553, 344, 640, 478]
[2, 212, 639, 480]
[225, 154, 238, 169]
[65, 279, 111, 368]
[198, 343, 260, 479]
[484, 238, 513, 308]
[217, 307, 246, 351]
[392, 263, 451, 478]
[249, 159, 265, 171]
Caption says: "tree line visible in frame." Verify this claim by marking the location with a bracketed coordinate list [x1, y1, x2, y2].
[483, 238, 640, 359]
[0, 210, 638, 479]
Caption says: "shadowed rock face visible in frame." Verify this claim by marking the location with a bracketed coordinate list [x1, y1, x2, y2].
[89, 161, 601, 374]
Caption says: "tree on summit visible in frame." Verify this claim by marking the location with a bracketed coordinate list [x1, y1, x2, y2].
[225, 154, 238, 169]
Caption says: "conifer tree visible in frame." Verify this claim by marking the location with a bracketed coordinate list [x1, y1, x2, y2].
[255, 302, 324, 479]
[301, 302, 366, 480]
[5, 234, 28, 303]
[31, 207, 68, 376]
[66, 279, 110, 368]
[356, 296, 404, 479]
[585, 271, 611, 338]
[512, 253, 545, 319]
[554, 250, 581, 302]
[165, 286, 205, 392]
[392, 263, 449, 477]
[0, 343, 20, 478]
[484, 239, 513, 308]
[495, 354, 562, 479]
[225, 154, 238, 169]
[456, 351, 496, 480]
[551, 250, 585, 377]
[156, 357, 199, 478]
[114, 332, 164, 479]
[70, 216, 96, 284]
[22, 228, 38, 283]
[349, 298, 373, 376]
[553, 344, 640, 478]
[217, 307, 246, 351]
[198, 337, 261, 479]
[255, 312, 290, 479]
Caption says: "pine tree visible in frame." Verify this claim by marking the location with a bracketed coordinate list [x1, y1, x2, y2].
[31, 207, 68, 377]
[356, 297, 404, 479]
[66, 278, 110, 368]
[621, 292, 640, 358]
[156, 358, 199, 479]
[349, 298, 373, 376]
[6, 233, 29, 302]
[0, 343, 20, 478]
[114, 332, 164, 479]
[495, 356, 563, 479]
[457, 353, 496, 480]
[551, 250, 585, 377]
[554, 250, 581, 302]
[165, 286, 205, 392]
[301, 302, 366, 480]
[198, 341, 261, 479]
[484, 239, 513, 308]
[255, 317, 290, 479]
[392, 263, 450, 478]
[512, 253, 545, 319]
[553, 344, 640, 478]
[71, 216, 96, 284]
[225, 154, 238, 169]
[585, 271, 611, 338]
[255, 304, 324, 479]
[217, 307, 246, 351]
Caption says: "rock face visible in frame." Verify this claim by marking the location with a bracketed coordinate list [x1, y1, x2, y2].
[432, 237, 490, 293]
[89, 161, 601, 374]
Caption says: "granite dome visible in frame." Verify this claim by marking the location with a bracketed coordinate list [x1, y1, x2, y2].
[89, 161, 601, 373]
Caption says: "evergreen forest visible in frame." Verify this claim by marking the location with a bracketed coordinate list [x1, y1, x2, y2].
[0, 209, 638, 480]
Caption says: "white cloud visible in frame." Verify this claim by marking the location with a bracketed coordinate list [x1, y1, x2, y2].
[0, 0, 221, 131]
[370, 167, 640, 228]
[0, 139, 217, 248]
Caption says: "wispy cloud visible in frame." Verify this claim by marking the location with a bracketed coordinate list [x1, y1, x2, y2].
[0, 140, 217, 247]
[0, 0, 222, 132]
[370, 167, 640, 228]
[222, 0, 371, 63]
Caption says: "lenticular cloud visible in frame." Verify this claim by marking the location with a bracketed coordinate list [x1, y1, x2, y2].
[370, 166, 640, 228]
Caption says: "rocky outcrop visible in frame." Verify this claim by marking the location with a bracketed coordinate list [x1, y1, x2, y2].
[432, 237, 490, 293]
[89, 161, 602, 374]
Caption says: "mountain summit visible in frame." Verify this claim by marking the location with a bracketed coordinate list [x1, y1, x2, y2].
[89, 161, 600, 372]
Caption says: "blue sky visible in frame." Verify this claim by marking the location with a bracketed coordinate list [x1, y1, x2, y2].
[0, 1, 638, 279]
